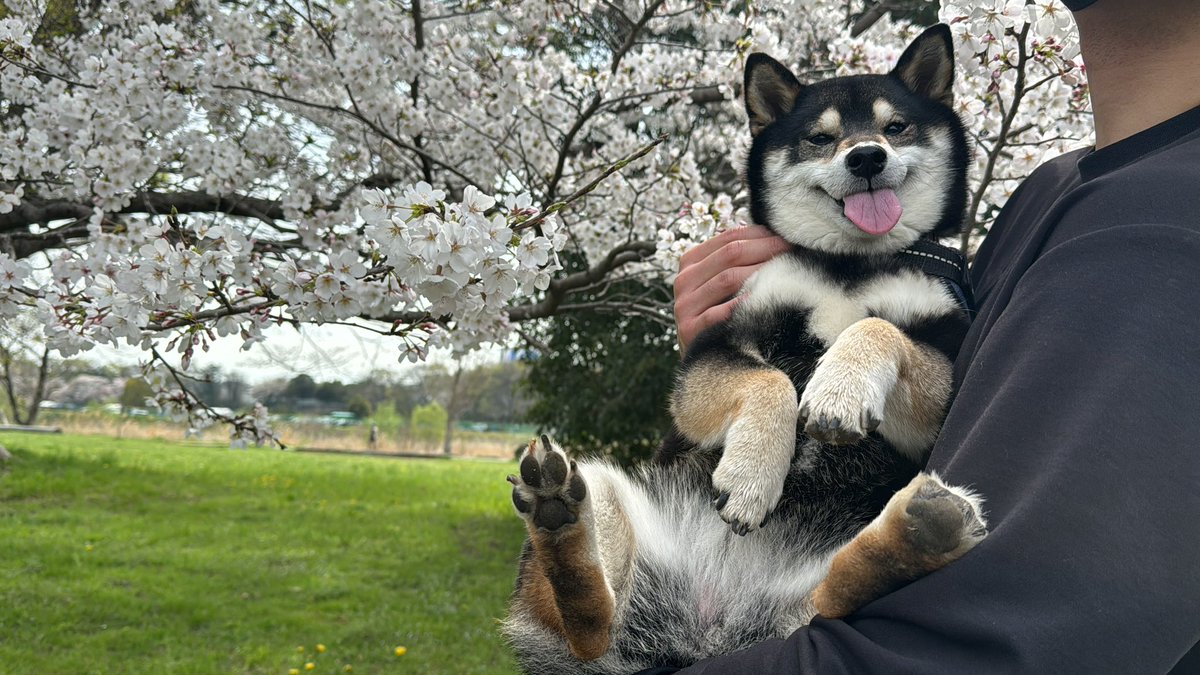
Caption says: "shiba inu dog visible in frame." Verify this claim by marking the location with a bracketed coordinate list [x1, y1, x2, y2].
[503, 25, 986, 674]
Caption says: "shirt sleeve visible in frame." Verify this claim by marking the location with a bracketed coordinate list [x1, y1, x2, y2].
[670, 224, 1200, 674]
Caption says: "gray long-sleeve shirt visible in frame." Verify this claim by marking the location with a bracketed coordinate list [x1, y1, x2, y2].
[664, 106, 1200, 675]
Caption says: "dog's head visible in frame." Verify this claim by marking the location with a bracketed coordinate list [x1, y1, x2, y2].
[743, 24, 969, 256]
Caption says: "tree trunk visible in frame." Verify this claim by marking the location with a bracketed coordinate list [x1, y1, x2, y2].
[0, 347, 22, 425]
[24, 346, 50, 426]
[442, 366, 463, 455]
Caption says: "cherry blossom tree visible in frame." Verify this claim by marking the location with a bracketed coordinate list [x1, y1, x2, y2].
[0, 310, 52, 425]
[0, 0, 1089, 443]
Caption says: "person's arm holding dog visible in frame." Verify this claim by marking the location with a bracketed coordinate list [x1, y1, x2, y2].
[666, 0, 1200, 671]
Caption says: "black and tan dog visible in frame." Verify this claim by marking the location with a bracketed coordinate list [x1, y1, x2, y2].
[504, 25, 986, 673]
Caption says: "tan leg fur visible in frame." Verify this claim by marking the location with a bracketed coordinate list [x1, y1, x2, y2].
[510, 439, 635, 661]
[522, 523, 615, 660]
[671, 360, 798, 533]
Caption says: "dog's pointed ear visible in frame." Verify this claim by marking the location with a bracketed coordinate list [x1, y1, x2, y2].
[744, 53, 803, 137]
[891, 24, 955, 107]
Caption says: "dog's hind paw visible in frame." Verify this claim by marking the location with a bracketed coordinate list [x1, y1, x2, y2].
[508, 435, 588, 532]
[896, 472, 988, 557]
[810, 472, 987, 619]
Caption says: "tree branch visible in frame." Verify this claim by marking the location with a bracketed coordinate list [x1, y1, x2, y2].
[26, 345, 49, 426]
[146, 299, 280, 332]
[0, 344, 22, 425]
[373, 240, 656, 327]
[543, 0, 668, 202]
[505, 240, 657, 321]
[0, 174, 398, 258]
[851, 0, 900, 37]
[213, 83, 478, 187]
[0, 190, 286, 231]
[410, 0, 436, 185]
[514, 133, 668, 233]
[149, 346, 285, 449]
[961, 23, 1032, 254]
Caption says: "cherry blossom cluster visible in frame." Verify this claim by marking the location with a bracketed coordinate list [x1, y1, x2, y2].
[358, 184, 564, 360]
[0, 0, 1091, 431]
[941, 0, 1089, 239]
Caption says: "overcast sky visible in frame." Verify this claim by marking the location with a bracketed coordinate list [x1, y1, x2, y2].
[87, 324, 505, 385]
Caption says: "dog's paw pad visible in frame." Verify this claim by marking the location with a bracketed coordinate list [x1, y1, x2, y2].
[509, 436, 587, 532]
[900, 474, 987, 556]
[534, 497, 576, 529]
[508, 474, 533, 514]
[519, 454, 544, 488]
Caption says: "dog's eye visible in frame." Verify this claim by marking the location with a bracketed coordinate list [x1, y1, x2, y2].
[884, 122, 909, 135]
[807, 134, 834, 146]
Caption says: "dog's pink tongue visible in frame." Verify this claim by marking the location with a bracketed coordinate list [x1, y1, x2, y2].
[843, 189, 902, 235]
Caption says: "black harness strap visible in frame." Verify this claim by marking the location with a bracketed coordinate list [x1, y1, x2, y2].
[898, 238, 975, 316]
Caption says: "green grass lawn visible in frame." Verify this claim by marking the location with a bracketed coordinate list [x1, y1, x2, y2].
[0, 433, 526, 674]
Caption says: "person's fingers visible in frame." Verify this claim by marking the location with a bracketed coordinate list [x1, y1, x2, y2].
[672, 225, 790, 354]
[674, 262, 760, 329]
[674, 229, 790, 299]
[677, 294, 750, 355]
[677, 225, 779, 275]
[675, 259, 768, 353]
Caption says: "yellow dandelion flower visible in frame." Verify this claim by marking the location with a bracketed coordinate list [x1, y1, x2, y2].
[289, 670, 300, 675]
[296, 646, 305, 653]
[343, 666, 353, 673]
[305, 663, 315, 671]
[394, 646, 407, 657]
[316, 644, 326, 653]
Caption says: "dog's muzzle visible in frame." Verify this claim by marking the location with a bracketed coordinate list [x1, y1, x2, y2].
[846, 145, 888, 179]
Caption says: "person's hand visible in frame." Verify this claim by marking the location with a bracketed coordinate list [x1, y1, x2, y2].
[673, 225, 790, 354]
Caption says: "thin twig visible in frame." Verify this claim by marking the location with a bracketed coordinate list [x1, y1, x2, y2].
[961, 23, 1032, 255]
[149, 346, 286, 449]
[513, 134, 668, 233]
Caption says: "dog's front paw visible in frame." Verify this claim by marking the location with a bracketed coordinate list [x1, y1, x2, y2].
[798, 355, 894, 445]
[710, 424, 791, 536]
[508, 435, 587, 532]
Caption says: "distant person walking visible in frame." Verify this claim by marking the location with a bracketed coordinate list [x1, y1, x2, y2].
[368, 423, 379, 451]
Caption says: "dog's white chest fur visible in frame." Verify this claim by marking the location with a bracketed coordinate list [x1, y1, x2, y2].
[739, 254, 954, 347]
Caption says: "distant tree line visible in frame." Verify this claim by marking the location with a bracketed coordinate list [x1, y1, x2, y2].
[247, 360, 530, 425]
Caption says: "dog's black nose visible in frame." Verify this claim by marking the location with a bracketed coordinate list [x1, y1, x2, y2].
[846, 145, 887, 178]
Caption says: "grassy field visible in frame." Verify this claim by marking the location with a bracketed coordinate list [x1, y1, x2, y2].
[0, 433, 526, 674]
[37, 411, 529, 460]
